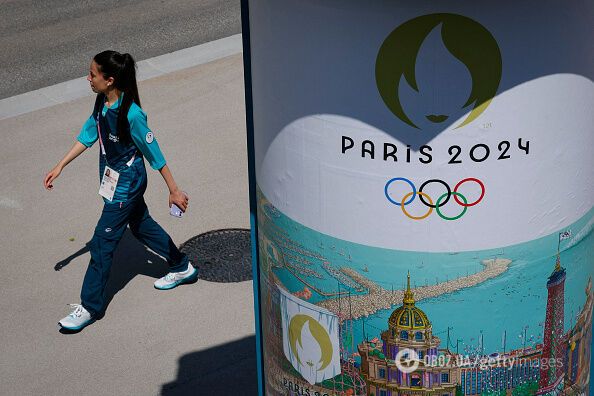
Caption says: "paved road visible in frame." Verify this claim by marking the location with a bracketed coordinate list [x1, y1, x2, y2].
[0, 0, 241, 99]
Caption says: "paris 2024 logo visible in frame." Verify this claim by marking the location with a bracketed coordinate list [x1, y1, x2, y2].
[375, 14, 504, 220]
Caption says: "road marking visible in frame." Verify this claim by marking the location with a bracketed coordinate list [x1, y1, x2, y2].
[0, 34, 243, 121]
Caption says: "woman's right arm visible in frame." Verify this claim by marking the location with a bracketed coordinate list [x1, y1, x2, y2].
[44, 141, 88, 190]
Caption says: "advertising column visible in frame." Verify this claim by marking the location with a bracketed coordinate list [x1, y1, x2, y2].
[243, 1, 594, 395]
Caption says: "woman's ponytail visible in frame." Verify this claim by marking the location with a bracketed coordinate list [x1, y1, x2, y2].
[115, 53, 140, 144]
[93, 50, 142, 144]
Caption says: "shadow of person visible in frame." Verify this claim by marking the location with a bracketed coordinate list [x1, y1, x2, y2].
[102, 229, 171, 313]
[161, 335, 258, 395]
[54, 242, 91, 271]
[57, 229, 172, 334]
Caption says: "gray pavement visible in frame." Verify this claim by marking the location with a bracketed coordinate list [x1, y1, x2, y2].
[0, 53, 256, 395]
[0, 0, 241, 99]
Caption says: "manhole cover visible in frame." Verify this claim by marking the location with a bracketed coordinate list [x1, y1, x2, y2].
[180, 228, 252, 282]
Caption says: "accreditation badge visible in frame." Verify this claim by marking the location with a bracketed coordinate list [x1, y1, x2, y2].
[98, 166, 119, 201]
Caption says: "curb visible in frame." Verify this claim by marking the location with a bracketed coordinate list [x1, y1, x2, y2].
[0, 34, 243, 121]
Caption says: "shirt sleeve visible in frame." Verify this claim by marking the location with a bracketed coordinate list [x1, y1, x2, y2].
[128, 105, 167, 170]
[77, 115, 98, 147]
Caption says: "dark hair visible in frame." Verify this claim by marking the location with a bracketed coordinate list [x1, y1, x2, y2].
[93, 50, 141, 144]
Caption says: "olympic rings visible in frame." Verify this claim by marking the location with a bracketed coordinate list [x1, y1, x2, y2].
[401, 192, 433, 220]
[384, 177, 485, 220]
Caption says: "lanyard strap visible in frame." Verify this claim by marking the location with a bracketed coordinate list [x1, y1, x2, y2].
[96, 110, 136, 168]
[96, 113, 107, 156]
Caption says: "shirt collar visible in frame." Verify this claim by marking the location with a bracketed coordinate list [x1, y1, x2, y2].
[105, 93, 124, 110]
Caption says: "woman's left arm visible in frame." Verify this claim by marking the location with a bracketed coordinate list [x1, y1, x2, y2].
[159, 164, 189, 211]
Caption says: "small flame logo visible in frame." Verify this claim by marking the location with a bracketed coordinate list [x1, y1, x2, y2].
[376, 13, 502, 130]
[288, 314, 334, 373]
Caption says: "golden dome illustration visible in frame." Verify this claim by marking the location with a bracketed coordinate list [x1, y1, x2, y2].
[388, 272, 431, 331]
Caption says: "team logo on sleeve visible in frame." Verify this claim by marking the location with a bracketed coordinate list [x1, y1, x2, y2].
[145, 132, 154, 143]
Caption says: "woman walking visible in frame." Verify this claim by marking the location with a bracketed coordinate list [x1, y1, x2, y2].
[44, 51, 197, 331]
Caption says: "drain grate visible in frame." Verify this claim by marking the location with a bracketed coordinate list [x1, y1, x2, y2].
[180, 228, 252, 283]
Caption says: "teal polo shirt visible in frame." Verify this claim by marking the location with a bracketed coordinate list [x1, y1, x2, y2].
[77, 98, 167, 171]
[77, 97, 167, 203]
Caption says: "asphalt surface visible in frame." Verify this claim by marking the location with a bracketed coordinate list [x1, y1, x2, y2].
[0, 53, 256, 395]
[0, 0, 241, 99]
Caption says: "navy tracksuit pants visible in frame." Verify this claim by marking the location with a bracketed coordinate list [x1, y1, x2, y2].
[81, 197, 188, 316]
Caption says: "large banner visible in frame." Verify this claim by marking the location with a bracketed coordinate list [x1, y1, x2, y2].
[246, 1, 594, 395]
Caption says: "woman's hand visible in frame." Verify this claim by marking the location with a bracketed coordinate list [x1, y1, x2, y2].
[169, 189, 189, 212]
[44, 142, 88, 191]
[44, 165, 63, 190]
[159, 165, 188, 212]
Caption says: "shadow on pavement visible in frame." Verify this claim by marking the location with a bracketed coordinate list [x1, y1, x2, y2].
[54, 242, 91, 271]
[104, 229, 171, 311]
[54, 229, 171, 317]
[161, 335, 258, 395]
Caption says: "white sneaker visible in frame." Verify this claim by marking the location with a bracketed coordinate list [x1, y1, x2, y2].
[154, 263, 198, 290]
[58, 304, 93, 331]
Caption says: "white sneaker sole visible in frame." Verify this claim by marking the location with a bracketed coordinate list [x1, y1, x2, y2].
[154, 266, 198, 290]
[58, 317, 95, 331]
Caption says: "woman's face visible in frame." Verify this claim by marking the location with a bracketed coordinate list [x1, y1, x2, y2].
[87, 60, 113, 94]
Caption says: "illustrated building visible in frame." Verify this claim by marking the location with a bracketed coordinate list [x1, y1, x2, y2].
[537, 254, 567, 395]
[457, 348, 541, 395]
[563, 277, 593, 395]
[358, 273, 458, 396]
